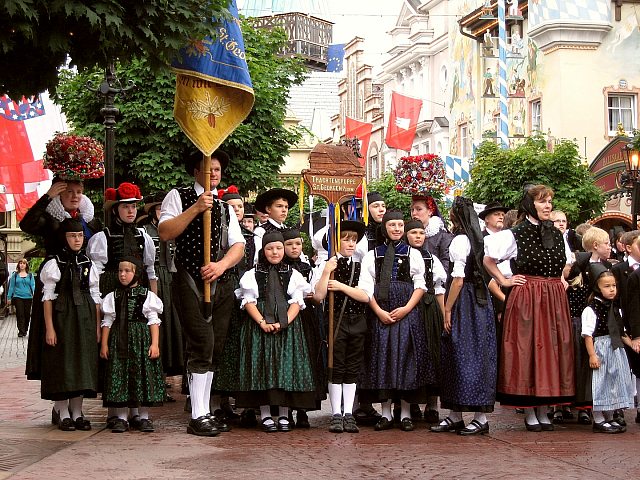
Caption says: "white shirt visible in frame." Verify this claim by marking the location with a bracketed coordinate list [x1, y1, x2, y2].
[358, 246, 427, 300]
[40, 257, 102, 305]
[235, 267, 310, 310]
[86, 228, 158, 280]
[101, 289, 163, 327]
[158, 181, 245, 247]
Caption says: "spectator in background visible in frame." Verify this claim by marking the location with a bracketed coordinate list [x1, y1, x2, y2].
[502, 209, 519, 230]
[8, 259, 35, 337]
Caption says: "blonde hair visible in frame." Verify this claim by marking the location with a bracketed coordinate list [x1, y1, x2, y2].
[581, 226, 609, 251]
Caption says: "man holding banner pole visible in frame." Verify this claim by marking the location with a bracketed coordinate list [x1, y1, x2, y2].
[160, 0, 254, 436]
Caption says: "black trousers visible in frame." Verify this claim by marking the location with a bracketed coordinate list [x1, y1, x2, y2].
[172, 271, 234, 375]
[330, 313, 366, 384]
[13, 297, 33, 335]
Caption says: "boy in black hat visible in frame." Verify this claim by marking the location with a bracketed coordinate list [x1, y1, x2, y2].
[312, 220, 370, 433]
[252, 188, 298, 262]
[158, 149, 245, 437]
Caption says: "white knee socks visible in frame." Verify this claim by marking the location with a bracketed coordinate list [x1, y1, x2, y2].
[68, 396, 83, 421]
[343, 384, 357, 415]
[328, 383, 342, 415]
[54, 400, 70, 420]
[381, 400, 392, 421]
[400, 400, 411, 420]
[139, 407, 150, 420]
[189, 373, 209, 419]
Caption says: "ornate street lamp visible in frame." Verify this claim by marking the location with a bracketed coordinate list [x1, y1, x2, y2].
[621, 133, 640, 228]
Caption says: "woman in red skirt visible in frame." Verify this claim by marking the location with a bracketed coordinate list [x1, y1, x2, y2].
[483, 184, 574, 431]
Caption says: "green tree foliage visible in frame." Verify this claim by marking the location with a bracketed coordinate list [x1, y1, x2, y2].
[0, 0, 230, 96]
[465, 135, 604, 224]
[52, 21, 306, 197]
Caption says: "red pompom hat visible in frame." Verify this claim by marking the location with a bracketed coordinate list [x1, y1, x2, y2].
[103, 182, 143, 210]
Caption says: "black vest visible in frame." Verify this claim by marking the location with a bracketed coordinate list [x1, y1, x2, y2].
[255, 265, 293, 302]
[113, 285, 148, 324]
[54, 252, 92, 294]
[419, 248, 435, 295]
[175, 187, 229, 282]
[103, 225, 146, 271]
[511, 220, 566, 277]
[374, 242, 412, 284]
[333, 257, 365, 315]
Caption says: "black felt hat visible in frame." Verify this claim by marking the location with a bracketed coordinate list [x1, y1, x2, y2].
[478, 201, 510, 220]
[340, 220, 366, 242]
[254, 188, 298, 214]
[142, 191, 166, 214]
[183, 149, 230, 176]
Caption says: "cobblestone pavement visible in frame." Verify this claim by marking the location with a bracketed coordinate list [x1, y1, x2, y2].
[1, 314, 639, 479]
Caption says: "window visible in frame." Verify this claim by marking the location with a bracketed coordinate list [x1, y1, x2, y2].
[370, 154, 379, 179]
[608, 94, 636, 134]
[531, 100, 542, 132]
[0, 212, 6, 228]
[460, 123, 469, 157]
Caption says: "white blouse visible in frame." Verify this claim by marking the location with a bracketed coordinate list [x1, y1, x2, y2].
[101, 289, 163, 327]
[430, 254, 447, 295]
[86, 228, 158, 280]
[235, 267, 310, 310]
[40, 258, 102, 305]
[358, 246, 427, 300]
[449, 235, 471, 278]
[483, 217, 572, 265]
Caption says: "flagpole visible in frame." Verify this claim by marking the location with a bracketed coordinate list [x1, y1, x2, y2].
[203, 154, 211, 303]
[497, 0, 510, 149]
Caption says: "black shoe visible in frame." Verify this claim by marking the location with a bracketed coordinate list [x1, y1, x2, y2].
[562, 406, 574, 420]
[240, 409, 258, 428]
[51, 407, 60, 426]
[539, 422, 554, 431]
[128, 415, 142, 430]
[221, 402, 240, 420]
[613, 410, 626, 427]
[424, 409, 439, 424]
[400, 417, 415, 432]
[211, 409, 231, 432]
[165, 393, 176, 403]
[410, 404, 422, 420]
[524, 419, 542, 432]
[430, 417, 464, 433]
[552, 409, 563, 424]
[458, 419, 489, 436]
[296, 410, 310, 429]
[374, 417, 394, 431]
[187, 416, 220, 437]
[328, 414, 344, 433]
[74, 416, 92, 431]
[578, 410, 591, 425]
[261, 417, 277, 433]
[593, 421, 623, 433]
[106, 416, 119, 429]
[59, 418, 76, 431]
[342, 413, 359, 433]
[17, 332, 26, 337]
[139, 419, 155, 432]
[354, 404, 381, 426]
[277, 416, 292, 432]
[610, 420, 626, 433]
[111, 418, 128, 433]
[515, 408, 525, 414]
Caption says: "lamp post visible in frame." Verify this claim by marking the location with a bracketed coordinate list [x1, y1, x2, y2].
[622, 137, 640, 228]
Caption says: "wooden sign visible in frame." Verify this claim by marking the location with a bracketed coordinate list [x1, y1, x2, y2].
[301, 143, 365, 204]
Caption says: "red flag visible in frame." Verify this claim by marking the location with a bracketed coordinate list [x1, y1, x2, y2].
[14, 191, 40, 221]
[345, 116, 373, 167]
[385, 92, 423, 151]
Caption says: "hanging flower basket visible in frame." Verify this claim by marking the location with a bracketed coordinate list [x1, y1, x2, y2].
[393, 153, 447, 196]
[43, 133, 105, 180]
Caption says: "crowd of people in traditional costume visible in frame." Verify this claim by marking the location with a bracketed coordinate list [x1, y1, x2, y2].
[17, 148, 640, 439]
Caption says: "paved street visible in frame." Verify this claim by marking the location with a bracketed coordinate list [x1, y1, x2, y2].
[1, 313, 640, 479]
